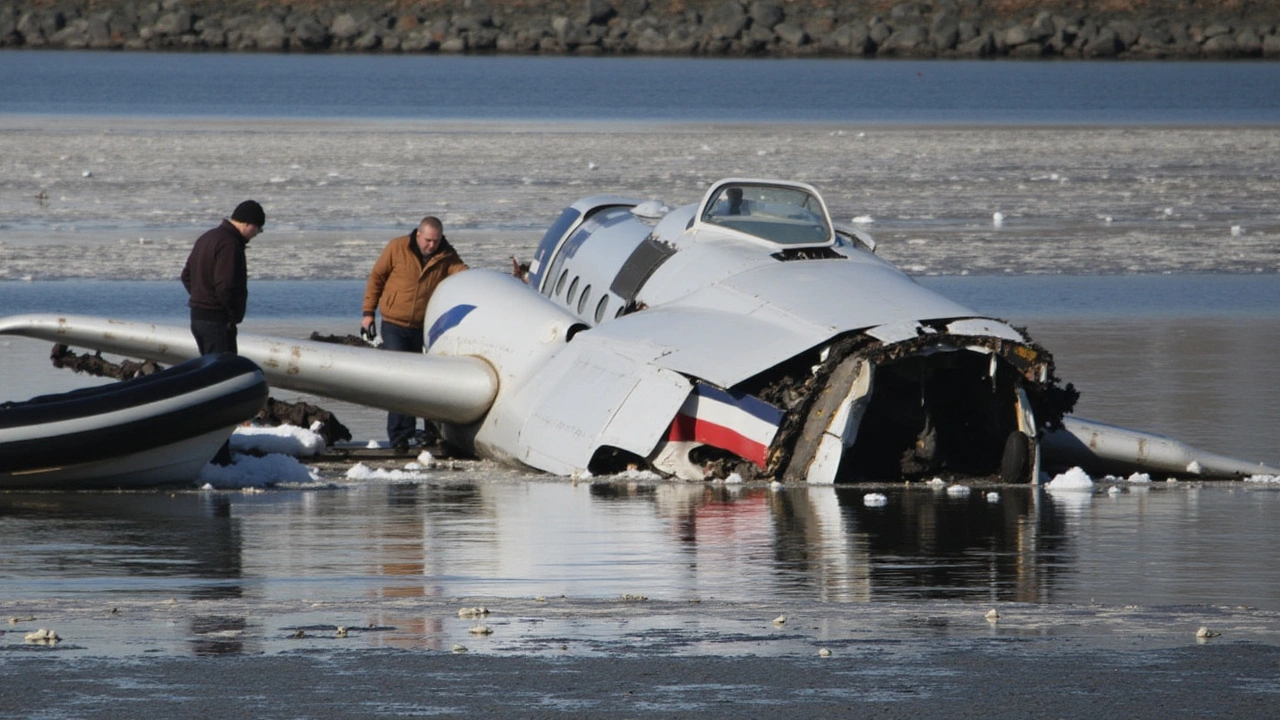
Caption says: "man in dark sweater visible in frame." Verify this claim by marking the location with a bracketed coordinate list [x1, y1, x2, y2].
[180, 200, 264, 467]
[181, 200, 265, 355]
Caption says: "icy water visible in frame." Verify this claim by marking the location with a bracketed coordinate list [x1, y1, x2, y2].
[2, 276, 1279, 661]
[3, 52, 1280, 124]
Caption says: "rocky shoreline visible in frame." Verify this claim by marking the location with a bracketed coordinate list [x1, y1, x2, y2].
[4, 0, 1280, 59]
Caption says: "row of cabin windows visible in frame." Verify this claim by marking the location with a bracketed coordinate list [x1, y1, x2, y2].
[553, 267, 622, 325]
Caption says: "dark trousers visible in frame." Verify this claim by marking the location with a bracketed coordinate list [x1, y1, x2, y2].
[190, 316, 238, 465]
[381, 320, 424, 447]
[191, 318, 238, 355]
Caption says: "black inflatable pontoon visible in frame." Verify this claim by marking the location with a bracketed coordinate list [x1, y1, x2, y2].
[0, 354, 268, 488]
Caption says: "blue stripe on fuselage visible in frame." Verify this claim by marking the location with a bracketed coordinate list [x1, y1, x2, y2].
[427, 304, 476, 348]
[693, 382, 784, 426]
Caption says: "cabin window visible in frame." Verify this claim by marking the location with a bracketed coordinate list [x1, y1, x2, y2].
[566, 276, 580, 305]
[577, 285, 592, 315]
[594, 295, 609, 324]
[555, 269, 568, 297]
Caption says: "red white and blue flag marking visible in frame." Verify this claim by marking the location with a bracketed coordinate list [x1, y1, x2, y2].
[666, 383, 782, 468]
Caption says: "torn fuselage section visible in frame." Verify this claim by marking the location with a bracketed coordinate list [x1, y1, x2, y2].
[650, 320, 1074, 484]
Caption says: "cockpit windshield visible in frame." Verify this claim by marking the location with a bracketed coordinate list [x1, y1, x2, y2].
[700, 183, 832, 246]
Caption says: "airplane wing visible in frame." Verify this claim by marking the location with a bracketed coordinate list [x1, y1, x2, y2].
[0, 314, 498, 425]
[1042, 416, 1280, 480]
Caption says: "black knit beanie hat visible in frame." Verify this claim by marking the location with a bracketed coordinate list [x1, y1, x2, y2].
[231, 200, 266, 227]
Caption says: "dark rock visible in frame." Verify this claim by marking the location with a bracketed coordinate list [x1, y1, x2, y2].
[292, 16, 330, 50]
[704, 0, 746, 41]
[830, 21, 873, 55]
[253, 19, 288, 51]
[1030, 11, 1055, 40]
[877, 24, 927, 57]
[1109, 19, 1140, 47]
[1264, 33, 1280, 57]
[868, 19, 892, 45]
[1008, 40, 1046, 58]
[330, 13, 362, 41]
[774, 21, 806, 47]
[1004, 23, 1035, 48]
[1201, 33, 1238, 56]
[1235, 28, 1262, 56]
[153, 9, 193, 36]
[749, 0, 783, 31]
[955, 31, 992, 58]
[585, 0, 615, 25]
[1082, 28, 1121, 57]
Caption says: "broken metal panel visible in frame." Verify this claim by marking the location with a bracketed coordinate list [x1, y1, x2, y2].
[804, 359, 873, 485]
[1015, 386, 1041, 484]
[946, 318, 1027, 343]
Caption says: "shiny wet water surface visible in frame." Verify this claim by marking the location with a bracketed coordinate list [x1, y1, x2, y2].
[4, 477, 1280, 657]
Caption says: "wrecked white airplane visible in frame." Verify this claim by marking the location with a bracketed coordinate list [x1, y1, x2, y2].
[2, 179, 1275, 483]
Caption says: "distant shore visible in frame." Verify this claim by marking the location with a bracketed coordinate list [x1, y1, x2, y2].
[4, 0, 1280, 59]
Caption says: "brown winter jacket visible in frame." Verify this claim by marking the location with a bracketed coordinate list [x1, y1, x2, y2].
[362, 232, 468, 329]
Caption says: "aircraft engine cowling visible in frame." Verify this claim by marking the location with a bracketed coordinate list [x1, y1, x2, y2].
[424, 270, 587, 400]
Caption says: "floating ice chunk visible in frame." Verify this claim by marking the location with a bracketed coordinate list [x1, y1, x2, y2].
[1231, 225, 1243, 236]
[1046, 467, 1094, 491]
[231, 424, 326, 457]
[1126, 472, 1152, 484]
[946, 484, 971, 497]
[612, 467, 662, 481]
[587, 162, 598, 170]
[1163, 207, 1174, 216]
[851, 215, 874, 224]
[1245, 474, 1280, 484]
[992, 211, 1004, 227]
[344, 462, 431, 482]
[1107, 485, 1122, 495]
[724, 472, 743, 484]
[863, 493, 888, 507]
[1186, 460, 1202, 474]
[985, 491, 1000, 503]
[81, 170, 92, 178]
[927, 477, 947, 488]
[24, 628, 59, 644]
[365, 439, 381, 449]
[198, 453, 320, 488]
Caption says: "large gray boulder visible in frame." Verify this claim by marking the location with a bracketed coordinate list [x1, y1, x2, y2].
[153, 9, 193, 36]
[749, 1, 784, 31]
[585, 0, 615, 25]
[704, 0, 747, 41]
[292, 15, 330, 49]
[253, 19, 288, 50]
[330, 13, 362, 41]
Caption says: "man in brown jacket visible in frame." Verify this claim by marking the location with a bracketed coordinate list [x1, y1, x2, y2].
[361, 216, 468, 454]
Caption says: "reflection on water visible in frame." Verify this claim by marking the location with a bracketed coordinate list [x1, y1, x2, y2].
[6, 478, 1280, 648]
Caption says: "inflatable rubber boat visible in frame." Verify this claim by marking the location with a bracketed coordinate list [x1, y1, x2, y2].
[0, 354, 268, 488]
